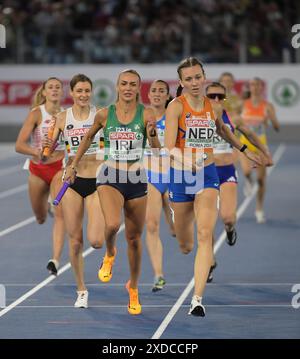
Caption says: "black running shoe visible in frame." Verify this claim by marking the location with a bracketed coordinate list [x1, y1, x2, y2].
[47, 260, 58, 276]
[207, 262, 217, 283]
[188, 297, 205, 317]
[226, 228, 237, 246]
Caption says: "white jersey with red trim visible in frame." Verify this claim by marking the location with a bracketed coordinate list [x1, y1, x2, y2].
[31, 105, 65, 151]
[63, 106, 103, 157]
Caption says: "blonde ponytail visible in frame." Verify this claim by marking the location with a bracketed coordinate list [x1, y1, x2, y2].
[31, 85, 46, 109]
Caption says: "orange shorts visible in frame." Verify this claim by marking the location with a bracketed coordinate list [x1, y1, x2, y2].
[29, 159, 63, 186]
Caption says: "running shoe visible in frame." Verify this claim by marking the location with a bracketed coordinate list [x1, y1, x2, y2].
[255, 210, 266, 224]
[46, 259, 59, 276]
[98, 248, 116, 283]
[152, 276, 166, 292]
[188, 295, 205, 317]
[126, 280, 142, 315]
[74, 290, 88, 308]
[243, 177, 253, 197]
[226, 227, 237, 246]
[207, 262, 217, 283]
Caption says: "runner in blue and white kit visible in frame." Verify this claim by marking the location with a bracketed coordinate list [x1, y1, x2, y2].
[144, 80, 175, 292]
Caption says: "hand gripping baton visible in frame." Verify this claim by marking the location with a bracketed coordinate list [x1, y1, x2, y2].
[53, 180, 70, 206]
[41, 126, 55, 161]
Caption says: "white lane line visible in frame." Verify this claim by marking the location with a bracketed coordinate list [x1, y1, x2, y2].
[152, 143, 286, 339]
[0, 164, 22, 177]
[2, 282, 295, 287]
[0, 184, 27, 200]
[10, 304, 293, 309]
[0, 224, 125, 317]
[0, 216, 36, 238]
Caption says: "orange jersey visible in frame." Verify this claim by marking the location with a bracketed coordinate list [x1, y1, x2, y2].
[176, 95, 216, 154]
[242, 99, 268, 127]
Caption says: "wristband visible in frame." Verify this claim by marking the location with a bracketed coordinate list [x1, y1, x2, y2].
[240, 144, 247, 152]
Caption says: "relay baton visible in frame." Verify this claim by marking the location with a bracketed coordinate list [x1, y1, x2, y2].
[42, 126, 54, 159]
[53, 180, 70, 206]
[41, 119, 56, 161]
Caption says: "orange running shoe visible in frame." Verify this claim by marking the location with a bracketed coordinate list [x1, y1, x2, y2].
[126, 280, 142, 315]
[98, 248, 117, 283]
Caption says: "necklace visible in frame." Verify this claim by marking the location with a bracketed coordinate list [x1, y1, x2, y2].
[118, 103, 132, 115]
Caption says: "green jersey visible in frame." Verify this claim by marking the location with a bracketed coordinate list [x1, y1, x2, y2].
[104, 104, 146, 162]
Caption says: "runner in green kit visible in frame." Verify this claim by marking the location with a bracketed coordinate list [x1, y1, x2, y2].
[64, 69, 160, 315]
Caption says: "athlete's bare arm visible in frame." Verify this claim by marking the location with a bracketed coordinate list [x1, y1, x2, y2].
[15, 107, 41, 158]
[164, 98, 188, 165]
[44, 111, 66, 153]
[234, 114, 272, 164]
[144, 107, 161, 149]
[212, 103, 262, 166]
[267, 103, 280, 132]
[164, 98, 181, 150]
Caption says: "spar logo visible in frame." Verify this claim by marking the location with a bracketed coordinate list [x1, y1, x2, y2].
[272, 79, 300, 107]
[0, 24, 6, 48]
[93, 79, 116, 107]
[66, 128, 89, 137]
[110, 132, 136, 140]
[185, 118, 210, 127]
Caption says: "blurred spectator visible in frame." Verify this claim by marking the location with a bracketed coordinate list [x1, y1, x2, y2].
[0, 0, 298, 64]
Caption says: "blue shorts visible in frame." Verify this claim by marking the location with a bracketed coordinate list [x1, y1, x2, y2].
[168, 163, 220, 203]
[216, 164, 238, 185]
[146, 170, 169, 195]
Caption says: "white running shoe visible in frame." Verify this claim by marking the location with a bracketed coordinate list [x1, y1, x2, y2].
[243, 178, 253, 197]
[188, 296, 205, 317]
[74, 290, 88, 308]
[255, 210, 266, 224]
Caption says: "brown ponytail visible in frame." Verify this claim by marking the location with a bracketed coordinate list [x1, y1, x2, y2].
[176, 84, 183, 97]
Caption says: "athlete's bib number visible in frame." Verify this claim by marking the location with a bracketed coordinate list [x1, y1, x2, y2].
[109, 131, 143, 160]
[66, 127, 98, 154]
[185, 118, 215, 148]
[213, 124, 232, 153]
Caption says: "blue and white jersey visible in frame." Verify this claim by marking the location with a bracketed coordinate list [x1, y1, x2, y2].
[213, 110, 234, 154]
[145, 114, 166, 156]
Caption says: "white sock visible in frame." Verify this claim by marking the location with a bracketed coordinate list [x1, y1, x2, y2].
[77, 290, 88, 295]
[50, 259, 59, 268]
[193, 295, 202, 303]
